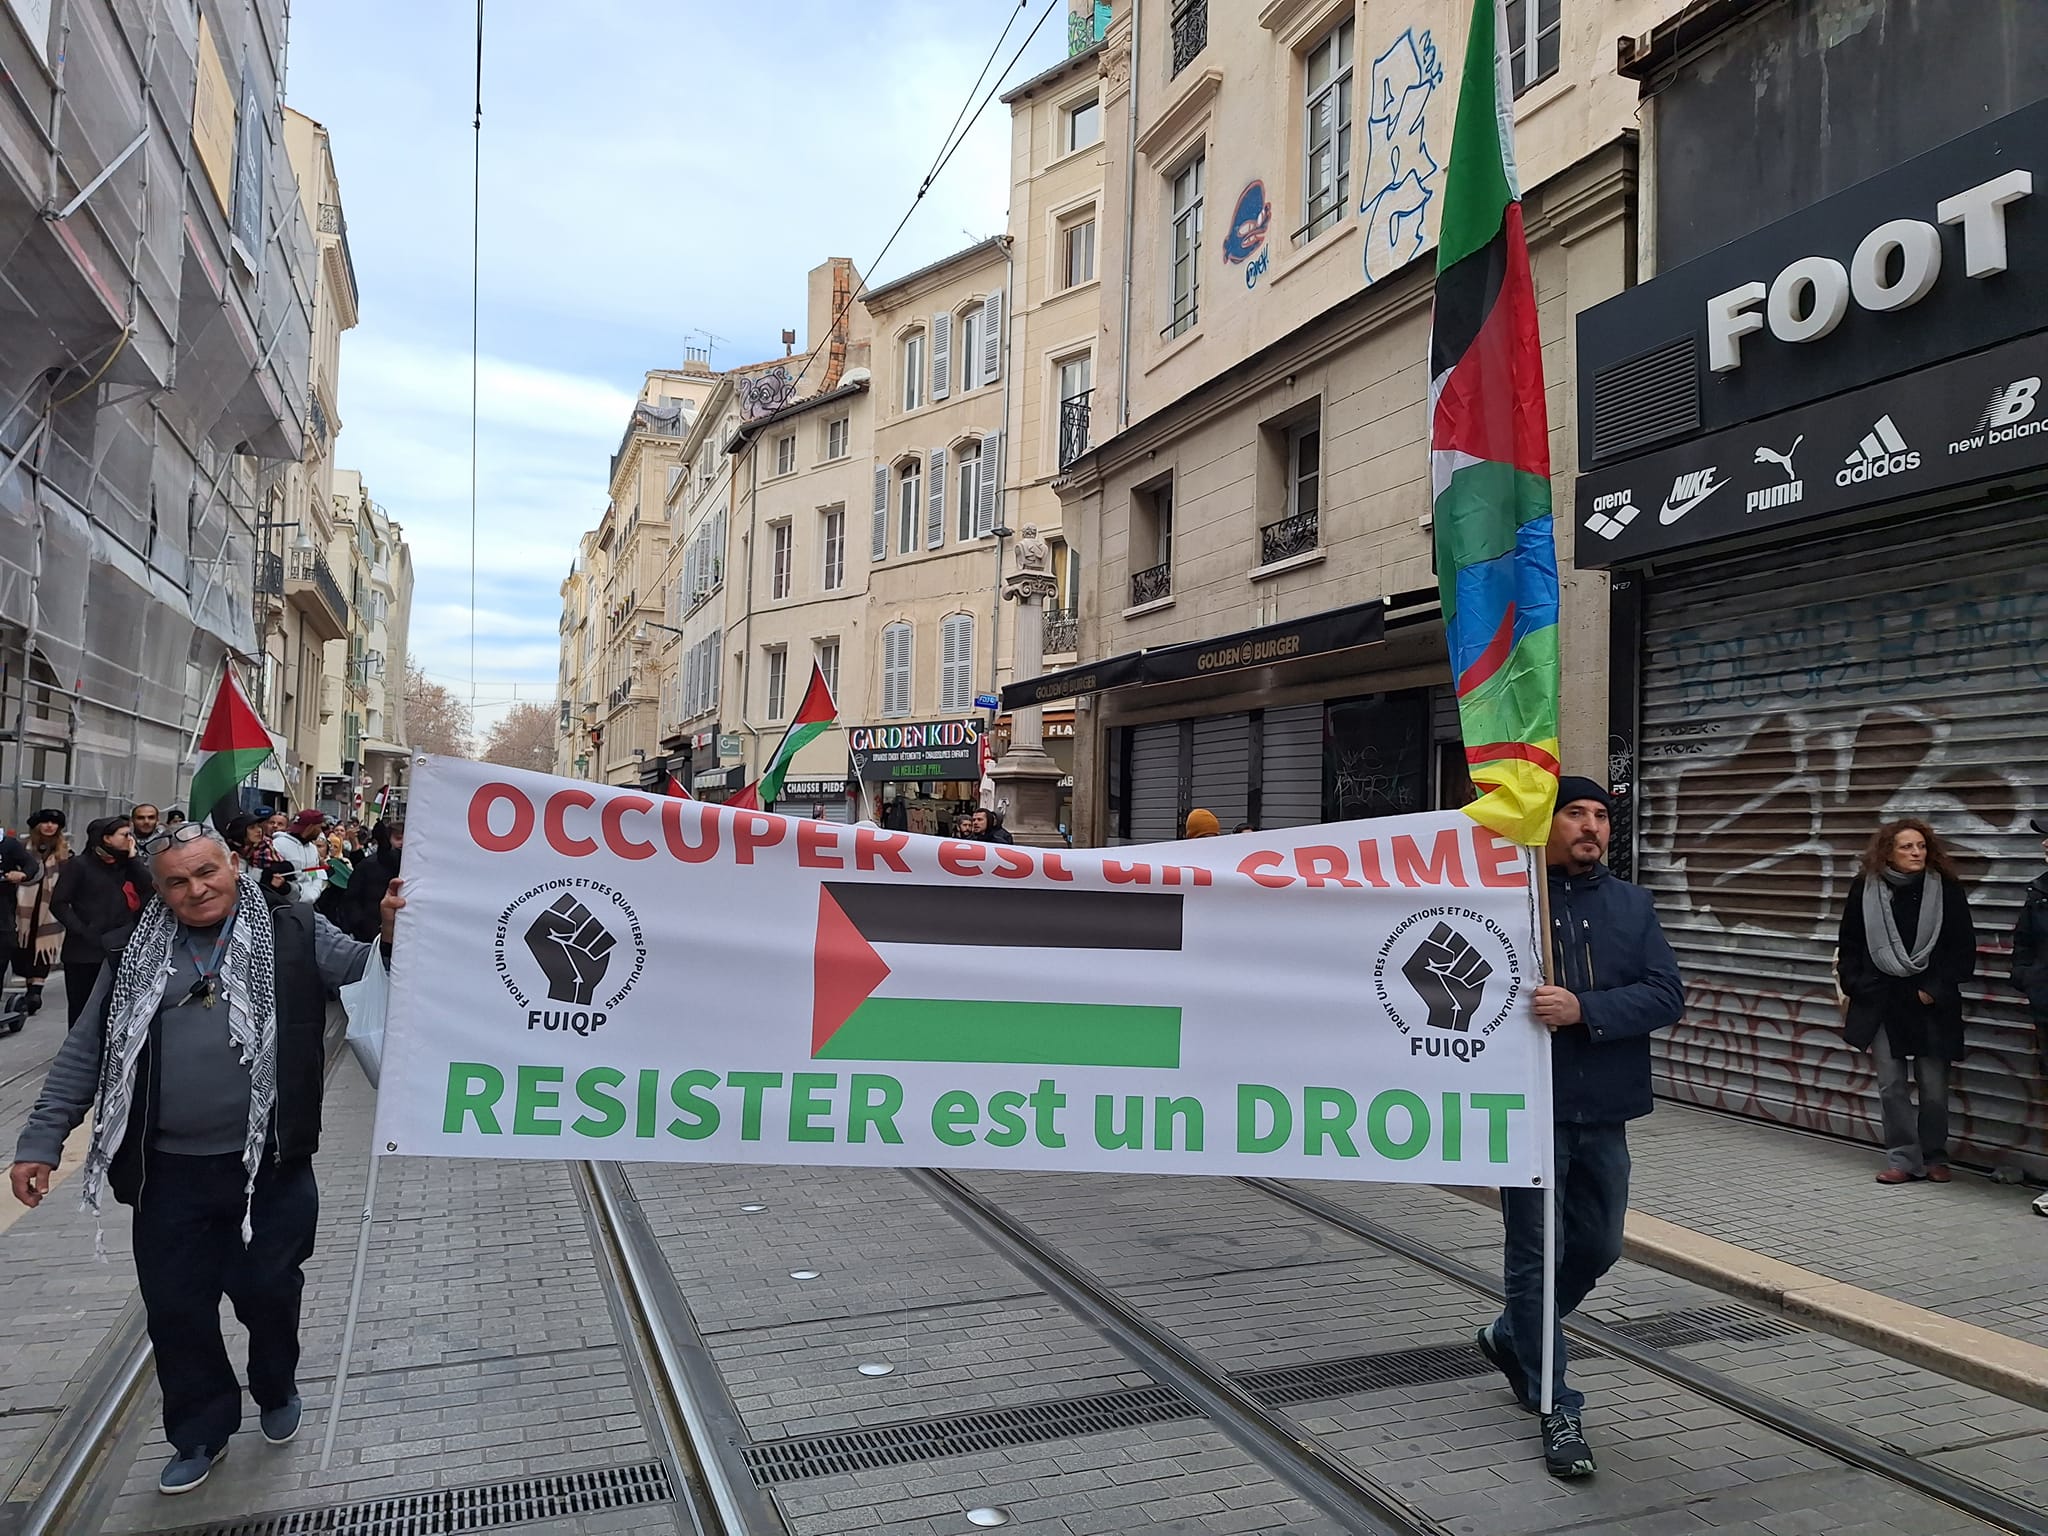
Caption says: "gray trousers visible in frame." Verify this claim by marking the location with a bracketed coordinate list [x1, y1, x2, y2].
[1872, 1030, 1950, 1174]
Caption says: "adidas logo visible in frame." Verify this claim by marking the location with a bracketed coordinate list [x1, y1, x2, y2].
[1835, 414, 1921, 487]
[1586, 488, 1640, 541]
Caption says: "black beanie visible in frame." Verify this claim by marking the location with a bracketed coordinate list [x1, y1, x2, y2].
[1554, 776, 1612, 813]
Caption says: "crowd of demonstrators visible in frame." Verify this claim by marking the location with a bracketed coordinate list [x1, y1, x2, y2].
[51, 816, 153, 1027]
[270, 810, 330, 905]
[226, 814, 296, 908]
[954, 807, 1016, 845]
[326, 818, 400, 942]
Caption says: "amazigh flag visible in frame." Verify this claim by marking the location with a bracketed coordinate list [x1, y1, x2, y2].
[1428, 0, 1560, 848]
[189, 667, 274, 829]
[727, 661, 836, 811]
[813, 883, 1183, 1067]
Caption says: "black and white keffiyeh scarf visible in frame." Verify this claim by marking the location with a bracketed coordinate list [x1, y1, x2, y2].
[79, 873, 278, 1254]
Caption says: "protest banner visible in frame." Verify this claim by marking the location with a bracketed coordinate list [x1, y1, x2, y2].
[375, 756, 1552, 1186]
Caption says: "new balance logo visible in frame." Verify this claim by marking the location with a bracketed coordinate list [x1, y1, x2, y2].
[1747, 435, 1804, 514]
[1949, 378, 2044, 455]
[1836, 414, 1920, 487]
[1586, 489, 1640, 541]
[1657, 467, 1726, 525]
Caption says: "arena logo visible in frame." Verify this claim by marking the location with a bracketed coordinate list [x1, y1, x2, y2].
[492, 877, 648, 1034]
[1373, 907, 1522, 1061]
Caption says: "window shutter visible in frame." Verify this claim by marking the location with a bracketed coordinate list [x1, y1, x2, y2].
[940, 613, 974, 713]
[931, 312, 952, 401]
[980, 292, 1002, 383]
[870, 465, 887, 561]
[926, 447, 947, 548]
[977, 431, 1002, 536]
[884, 624, 912, 716]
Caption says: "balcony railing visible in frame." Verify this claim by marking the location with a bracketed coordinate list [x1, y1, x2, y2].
[1171, 0, 1208, 77]
[255, 550, 284, 596]
[287, 547, 348, 630]
[1259, 509, 1320, 566]
[318, 202, 360, 313]
[1044, 605, 1079, 655]
[1130, 561, 1172, 606]
[1058, 390, 1093, 470]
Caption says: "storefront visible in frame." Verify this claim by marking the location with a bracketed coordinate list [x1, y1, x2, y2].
[1575, 101, 2048, 1173]
[774, 776, 858, 825]
[847, 717, 985, 836]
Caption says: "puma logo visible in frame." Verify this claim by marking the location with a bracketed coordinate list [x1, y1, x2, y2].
[1752, 436, 1803, 482]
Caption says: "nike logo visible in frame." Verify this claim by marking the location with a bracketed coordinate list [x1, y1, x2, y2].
[1658, 468, 1726, 524]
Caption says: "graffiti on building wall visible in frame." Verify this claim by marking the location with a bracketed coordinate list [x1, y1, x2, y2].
[737, 366, 797, 422]
[1359, 28, 1443, 284]
[1221, 180, 1274, 289]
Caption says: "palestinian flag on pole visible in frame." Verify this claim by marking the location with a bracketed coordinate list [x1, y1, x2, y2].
[813, 883, 1184, 1067]
[369, 783, 391, 822]
[189, 667, 273, 829]
[727, 661, 836, 811]
[1428, 0, 1560, 848]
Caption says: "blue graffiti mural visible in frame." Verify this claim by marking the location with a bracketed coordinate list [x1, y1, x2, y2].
[1359, 28, 1443, 283]
[1220, 179, 1275, 287]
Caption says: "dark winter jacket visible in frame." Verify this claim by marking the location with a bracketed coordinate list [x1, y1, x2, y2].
[2010, 870, 2048, 1024]
[50, 850, 151, 966]
[1837, 872, 1976, 1063]
[335, 845, 400, 943]
[1546, 862, 1686, 1123]
[0, 834, 34, 958]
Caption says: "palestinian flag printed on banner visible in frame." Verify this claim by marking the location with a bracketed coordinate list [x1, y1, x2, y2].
[189, 667, 275, 829]
[813, 883, 1185, 1068]
[728, 661, 836, 811]
[1428, 0, 1561, 849]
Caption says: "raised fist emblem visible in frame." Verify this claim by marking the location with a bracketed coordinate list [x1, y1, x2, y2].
[1401, 921, 1492, 1033]
[524, 894, 617, 1006]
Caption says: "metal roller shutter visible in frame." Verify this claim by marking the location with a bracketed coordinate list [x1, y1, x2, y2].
[1261, 703, 1324, 829]
[1126, 723, 1182, 844]
[1189, 713, 1251, 831]
[1637, 499, 2048, 1175]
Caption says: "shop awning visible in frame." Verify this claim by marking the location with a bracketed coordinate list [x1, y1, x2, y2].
[1000, 598, 1385, 712]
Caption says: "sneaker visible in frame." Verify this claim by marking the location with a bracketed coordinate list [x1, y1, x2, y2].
[2032, 1190, 2047, 1218]
[260, 1396, 303, 1445]
[1925, 1164, 1952, 1183]
[159, 1443, 227, 1494]
[1475, 1325, 1536, 1412]
[1540, 1409, 1595, 1478]
[20, 986, 40, 1015]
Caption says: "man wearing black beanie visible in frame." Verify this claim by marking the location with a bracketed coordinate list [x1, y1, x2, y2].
[1475, 775, 1684, 1479]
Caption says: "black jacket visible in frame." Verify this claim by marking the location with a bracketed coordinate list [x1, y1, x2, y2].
[50, 851, 151, 966]
[336, 847, 399, 942]
[0, 835, 34, 957]
[1547, 862, 1686, 1123]
[1837, 872, 1977, 1062]
[2008, 869, 2048, 1023]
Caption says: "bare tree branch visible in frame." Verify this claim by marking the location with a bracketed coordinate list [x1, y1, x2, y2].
[480, 700, 560, 774]
[404, 657, 474, 758]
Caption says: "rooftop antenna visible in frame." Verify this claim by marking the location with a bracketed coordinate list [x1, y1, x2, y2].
[686, 328, 730, 367]
[781, 328, 797, 357]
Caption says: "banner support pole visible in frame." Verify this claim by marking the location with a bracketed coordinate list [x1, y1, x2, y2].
[319, 1148, 382, 1471]
[1531, 853, 1558, 1417]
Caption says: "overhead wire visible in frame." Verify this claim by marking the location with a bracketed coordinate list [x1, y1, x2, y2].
[469, 0, 484, 728]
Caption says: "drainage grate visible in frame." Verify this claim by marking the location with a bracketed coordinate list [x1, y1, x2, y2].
[158, 1461, 672, 1536]
[743, 1302, 1799, 1485]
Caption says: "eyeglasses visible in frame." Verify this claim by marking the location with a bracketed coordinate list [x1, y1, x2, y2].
[140, 823, 225, 857]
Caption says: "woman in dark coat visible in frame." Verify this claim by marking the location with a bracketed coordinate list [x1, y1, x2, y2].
[1837, 818, 1977, 1184]
[336, 818, 402, 942]
[50, 815, 151, 1025]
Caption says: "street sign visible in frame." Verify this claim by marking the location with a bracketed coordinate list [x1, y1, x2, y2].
[974, 693, 1000, 711]
[718, 733, 741, 757]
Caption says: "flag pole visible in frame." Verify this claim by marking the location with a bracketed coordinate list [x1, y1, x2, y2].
[1531, 854, 1558, 1417]
[319, 1147, 382, 1471]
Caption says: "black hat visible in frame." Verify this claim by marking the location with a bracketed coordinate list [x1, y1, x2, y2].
[28, 807, 64, 830]
[1554, 776, 1613, 813]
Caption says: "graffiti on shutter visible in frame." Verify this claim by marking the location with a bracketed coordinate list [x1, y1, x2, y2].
[980, 291, 1002, 383]
[870, 465, 887, 561]
[1638, 500, 2048, 1177]
[927, 447, 947, 548]
[931, 312, 952, 401]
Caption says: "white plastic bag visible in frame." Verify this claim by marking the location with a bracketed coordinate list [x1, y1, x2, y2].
[339, 954, 388, 1088]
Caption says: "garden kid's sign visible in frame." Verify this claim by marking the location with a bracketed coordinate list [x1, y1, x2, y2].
[376, 757, 1552, 1185]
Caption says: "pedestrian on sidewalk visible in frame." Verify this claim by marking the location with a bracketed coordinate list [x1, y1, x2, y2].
[0, 827, 35, 1031]
[13, 809, 70, 1016]
[8, 822, 405, 1496]
[1476, 776, 1684, 1481]
[1837, 819, 1977, 1186]
[50, 815, 152, 1026]
[2007, 816, 2048, 1069]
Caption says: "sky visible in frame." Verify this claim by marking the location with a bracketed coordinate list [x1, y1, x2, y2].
[286, 0, 1069, 736]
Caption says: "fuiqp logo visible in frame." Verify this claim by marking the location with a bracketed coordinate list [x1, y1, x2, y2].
[1373, 907, 1523, 1061]
[493, 877, 648, 1034]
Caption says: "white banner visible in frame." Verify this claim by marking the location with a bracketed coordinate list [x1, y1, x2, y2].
[375, 757, 1552, 1185]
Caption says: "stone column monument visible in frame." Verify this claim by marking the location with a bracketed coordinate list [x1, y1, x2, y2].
[988, 524, 1066, 847]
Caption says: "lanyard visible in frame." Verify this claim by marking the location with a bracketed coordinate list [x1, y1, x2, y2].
[182, 915, 235, 986]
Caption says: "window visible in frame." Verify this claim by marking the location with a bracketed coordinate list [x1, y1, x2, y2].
[939, 613, 976, 714]
[666, 465, 684, 496]
[1168, 154, 1204, 338]
[825, 416, 849, 460]
[1170, 0, 1208, 77]
[960, 307, 984, 392]
[1061, 214, 1097, 288]
[956, 441, 981, 542]
[1131, 479, 1173, 605]
[1057, 354, 1093, 468]
[1288, 424, 1321, 520]
[770, 521, 793, 600]
[882, 622, 914, 717]
[1302, 18, 1354, 243]
[821, 505, 845, 591]
[1065, 94, 1101, 153]
[815, 638, 840, 703]
[764, 647, 788, 720]
[775, 434, 796, 476]
[902, 331, 926, 411]
[1507, 0, 1561, 95]
[897, 461, 922, 554]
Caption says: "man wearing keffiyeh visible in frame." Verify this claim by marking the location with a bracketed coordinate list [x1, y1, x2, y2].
[8, 823, 405, 1496]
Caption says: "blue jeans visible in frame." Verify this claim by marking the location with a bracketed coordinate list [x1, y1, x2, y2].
[1491, 1120, 1631, 1415]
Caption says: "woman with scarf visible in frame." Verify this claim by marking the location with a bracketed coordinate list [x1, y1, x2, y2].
[1837, 819, 1978, 1184]
[13, 809, 71, 1015]
[51, 815, 153, 1026]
